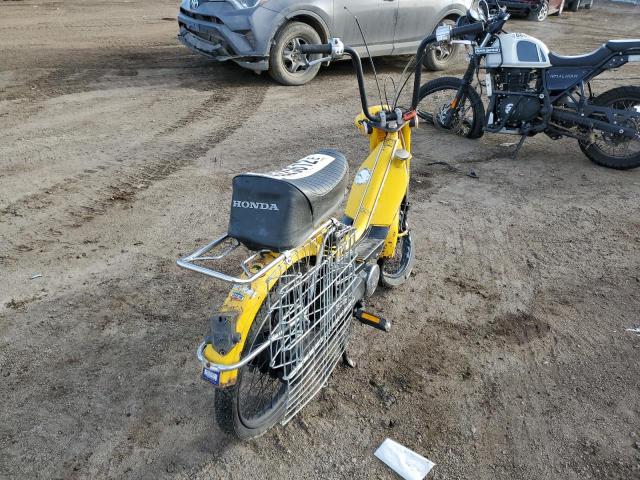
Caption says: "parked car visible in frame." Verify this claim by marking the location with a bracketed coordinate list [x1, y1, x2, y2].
[177, 0, 471, 86]
[487, 0, 565, 21]
[567, 0, 593, 11]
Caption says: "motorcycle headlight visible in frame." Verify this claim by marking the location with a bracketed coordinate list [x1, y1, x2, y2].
[236, 0, 267, 8]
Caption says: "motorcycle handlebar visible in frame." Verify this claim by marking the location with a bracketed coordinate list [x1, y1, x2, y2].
[410, 21, 486, 110]
[452, 21, 487, 38]
[298, 14, 499, 125]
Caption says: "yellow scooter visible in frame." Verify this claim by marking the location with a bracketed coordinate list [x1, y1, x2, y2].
[178, 25, 478, 438]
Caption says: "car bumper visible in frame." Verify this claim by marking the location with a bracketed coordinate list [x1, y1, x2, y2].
[488, 0, 536, 12]
[177, 4, 275, 71]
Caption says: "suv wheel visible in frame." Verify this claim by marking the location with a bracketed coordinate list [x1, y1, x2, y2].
[269, 21, 322, 86]
[423, 19, 460, 71]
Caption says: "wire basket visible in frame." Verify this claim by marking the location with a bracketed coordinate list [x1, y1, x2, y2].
[261, 221, 358, 424]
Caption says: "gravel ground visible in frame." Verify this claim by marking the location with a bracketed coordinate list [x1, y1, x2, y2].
[1, 1, 639, 479]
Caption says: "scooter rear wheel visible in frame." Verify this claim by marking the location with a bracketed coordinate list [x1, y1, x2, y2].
[214, 294, 288, 439]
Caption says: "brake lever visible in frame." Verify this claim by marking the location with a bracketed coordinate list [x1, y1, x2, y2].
[303, 38, 345, 67]
[306, 56, 333, 67]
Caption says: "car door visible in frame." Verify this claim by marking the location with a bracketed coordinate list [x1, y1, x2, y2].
[392, 0, 443, 54]
[332, 0, 399, 56]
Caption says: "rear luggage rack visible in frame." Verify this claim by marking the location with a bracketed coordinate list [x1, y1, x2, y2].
[177, 234, 282, 284]
[177, 219, 338, 285]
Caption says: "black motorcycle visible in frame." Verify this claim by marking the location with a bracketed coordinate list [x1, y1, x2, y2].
[417, 6, 640, 169]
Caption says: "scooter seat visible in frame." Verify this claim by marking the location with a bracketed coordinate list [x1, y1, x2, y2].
[228, 149, 349, 251]
[548, 45, 612, 67]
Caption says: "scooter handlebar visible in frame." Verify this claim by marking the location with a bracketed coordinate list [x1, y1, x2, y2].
[299, 44, 333, 55]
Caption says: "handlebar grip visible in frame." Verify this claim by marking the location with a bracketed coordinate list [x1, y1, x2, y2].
[299, 43, 333, 54]
[450, 21, 485, 39]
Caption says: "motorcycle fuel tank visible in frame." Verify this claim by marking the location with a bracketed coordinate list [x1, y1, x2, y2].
[485, 32, 551, 69]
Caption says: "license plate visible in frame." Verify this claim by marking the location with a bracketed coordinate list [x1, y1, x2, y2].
[202, 368, 220, 386]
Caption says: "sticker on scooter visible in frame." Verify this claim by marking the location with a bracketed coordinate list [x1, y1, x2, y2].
[355, 168, 371, 185]
[253, 154, 335, 180]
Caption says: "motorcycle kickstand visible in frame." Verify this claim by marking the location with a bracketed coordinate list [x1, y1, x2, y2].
[342, 351, 356, 369]
[512, 134, 527, 160]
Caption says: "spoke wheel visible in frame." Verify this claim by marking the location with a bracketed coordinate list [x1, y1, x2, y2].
[235, 317, 287, 429]
[214, 272, 302, 439]
[379, 199, 415, 288]
[417, 77, 485, 139]
[579, 86, 640, 170]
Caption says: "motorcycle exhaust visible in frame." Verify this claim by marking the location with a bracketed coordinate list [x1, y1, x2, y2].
[551, 109, 639, 140]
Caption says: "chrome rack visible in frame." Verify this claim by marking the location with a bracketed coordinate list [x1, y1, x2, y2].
[177, 234, 286, 285]
[176, 219, 338, 285]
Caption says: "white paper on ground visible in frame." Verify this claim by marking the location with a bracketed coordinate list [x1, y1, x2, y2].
[374, 438, 435, 480]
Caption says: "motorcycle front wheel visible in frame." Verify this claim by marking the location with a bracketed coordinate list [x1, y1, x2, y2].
[579, 86, 640, 170]
[417, 77, 485, 139]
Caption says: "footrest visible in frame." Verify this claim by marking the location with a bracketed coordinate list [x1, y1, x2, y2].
[354, 309, 391, 332]
[355, 237, 385, 262]
[355, 226, 389, 262]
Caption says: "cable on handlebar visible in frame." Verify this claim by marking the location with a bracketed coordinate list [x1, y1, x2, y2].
[410, 21, 486, 110]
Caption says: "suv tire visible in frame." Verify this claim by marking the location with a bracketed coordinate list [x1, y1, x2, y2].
[423, 19, 460, 71]
[269, 21, 322, 86]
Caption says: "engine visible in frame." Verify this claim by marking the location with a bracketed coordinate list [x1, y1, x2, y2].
[488, 69, 543, 131]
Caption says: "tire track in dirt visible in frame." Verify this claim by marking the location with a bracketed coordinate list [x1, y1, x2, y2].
[1, 83, 268, 256]
[0, 46, 220, 102]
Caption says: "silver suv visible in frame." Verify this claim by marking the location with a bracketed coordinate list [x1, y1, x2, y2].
[177, 0, 471, 85]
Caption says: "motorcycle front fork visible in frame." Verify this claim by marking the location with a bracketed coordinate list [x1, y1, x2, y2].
[444, 56, 478, 126]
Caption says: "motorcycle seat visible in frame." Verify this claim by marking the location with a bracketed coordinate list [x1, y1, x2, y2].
[606, 39, 640, 53]
[228, 149, 349, 251]
[548, 45, 613, 67]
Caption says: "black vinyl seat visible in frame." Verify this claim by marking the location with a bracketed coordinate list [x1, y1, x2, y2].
[228, 149, 349, 251]
[549, 40, 640, 68]
[606, 39, 640, 52]
[548, 45, 613, 67]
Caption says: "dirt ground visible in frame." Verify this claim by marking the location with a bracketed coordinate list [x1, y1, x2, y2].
[1, 1, 639, 479]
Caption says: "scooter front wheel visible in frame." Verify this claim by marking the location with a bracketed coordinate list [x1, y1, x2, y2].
[379, 201, 415, 288]
[214, 297, 288, 440]
[379, 230, 415, 288]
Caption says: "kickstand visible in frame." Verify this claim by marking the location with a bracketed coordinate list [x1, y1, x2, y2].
[342, 351, 356, 368]
[512, 134, 527, 160]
